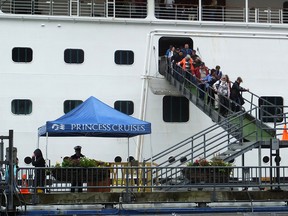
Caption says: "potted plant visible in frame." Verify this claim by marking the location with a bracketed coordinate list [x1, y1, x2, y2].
[182, 157, 233, 183]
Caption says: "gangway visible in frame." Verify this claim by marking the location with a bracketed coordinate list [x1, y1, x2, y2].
[145, 63, 287, 167]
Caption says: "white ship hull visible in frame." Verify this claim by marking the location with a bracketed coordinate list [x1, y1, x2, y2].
[0, 0, 287, 167]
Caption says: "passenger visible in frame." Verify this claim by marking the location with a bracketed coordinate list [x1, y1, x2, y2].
[217, 75, 230, 117]
[164, 0, 175, 19]
[171, 48, 184, 80]
[226, 74, 232, 90]
[194, 62, 209, 99]
[191, 49, 202, 68]
[181, 43, 193, 56]
[70, 145, 85, 193]
[215, 65, 222, 80]
[230, 77, 249, 112]
[213, 77, 221, 109]
[164, 0, 174, 9]
[205, 69, 218, 106]
[171, 48, 184, 65]
[165, 45, 175, 72]
[177, 54, 195, 84]
[165, 45, 174, 59]
[31, 149, 46, 193]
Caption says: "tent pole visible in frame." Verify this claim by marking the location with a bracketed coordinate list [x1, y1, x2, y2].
[149, 134, 153, 164]
[128, 138, 130, 162]
[45, 132, 48, 160]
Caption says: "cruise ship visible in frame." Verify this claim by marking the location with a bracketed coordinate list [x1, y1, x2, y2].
[0, 0, 287, 168]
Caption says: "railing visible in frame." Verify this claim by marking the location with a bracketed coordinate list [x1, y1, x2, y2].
[167, 63, 286, 137]
[7, 165, 288, 194]
[0, 0, 147, 17]
[0, 1, 287, 24]
[146, 110, 258, 167]
[156, 4, 288, 24]
[147, 61, 287, 180]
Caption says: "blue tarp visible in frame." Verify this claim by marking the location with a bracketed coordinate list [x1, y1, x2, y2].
[38, 96, 151, 137]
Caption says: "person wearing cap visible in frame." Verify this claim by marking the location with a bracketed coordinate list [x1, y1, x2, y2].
[230, 77, 249, 112]
[70, 146, 85, 192]
[71, 146, 85, 160]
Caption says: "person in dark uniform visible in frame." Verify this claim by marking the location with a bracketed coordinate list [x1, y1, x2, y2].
[70, 146, 85, 192]
[31, 148, 46, 193]
[230, 77, 249, 112]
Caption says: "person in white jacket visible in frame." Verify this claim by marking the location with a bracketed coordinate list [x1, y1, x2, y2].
[217, 75, 231, 116]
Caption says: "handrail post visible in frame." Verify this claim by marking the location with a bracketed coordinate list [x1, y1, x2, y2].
[7, 130, 15, 213]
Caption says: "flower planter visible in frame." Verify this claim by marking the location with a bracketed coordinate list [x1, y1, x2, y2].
[87, 179, 110, 192]
[52, 167, 110, 191]
[182, 167, 231, 184]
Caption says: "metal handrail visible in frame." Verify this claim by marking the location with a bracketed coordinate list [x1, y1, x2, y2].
[0, 1, 287, 24]
[13, 165, 288, 194]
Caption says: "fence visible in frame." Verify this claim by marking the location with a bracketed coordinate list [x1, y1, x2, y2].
[7, 164, 288, 193]
[0, 1, 287, 24]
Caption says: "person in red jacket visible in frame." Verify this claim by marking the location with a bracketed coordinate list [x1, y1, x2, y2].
[177, 55, 195, 84]
[194, 62, 209, 99]
[194, 62, 209, 82]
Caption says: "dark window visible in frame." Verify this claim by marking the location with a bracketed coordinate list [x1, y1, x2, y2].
[64, 49, 84, 64]
[163, 96, 189, 122]
[64, 100, 83, 113]
[114, 50, 134, 65]
[12, 47, 33, 62]
[114, 100, 134, 115]
[258, 96, 283, 122]
[11, 99, 32, 115]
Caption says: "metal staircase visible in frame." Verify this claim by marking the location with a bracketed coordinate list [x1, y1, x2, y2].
[145, 63, 287, 168]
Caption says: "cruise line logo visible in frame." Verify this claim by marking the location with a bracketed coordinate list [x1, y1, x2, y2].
[51, 124, 65, 131]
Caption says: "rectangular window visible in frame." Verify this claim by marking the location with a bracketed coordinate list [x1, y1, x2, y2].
[114, 100, 134, 115]
[64, 49, 84, 64]
[258, 96, 283, 123]
[64, 100, 83, 113]
[12, 47, 33, 62]
[163, 96, 189, 122]
[114, 50, 134, 65]
[11, 99, 32, 115]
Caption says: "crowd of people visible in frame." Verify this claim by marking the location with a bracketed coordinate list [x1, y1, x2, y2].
[165, 43, 249, 117]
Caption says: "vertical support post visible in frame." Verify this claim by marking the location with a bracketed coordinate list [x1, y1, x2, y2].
[7, 130, 14, 213]
[0, 139, 4, 162]
[269, 138, 273, 190]
[245, 0, 249, 23]
[198, 0, 202, 21]
[270, 138, 280, 190]
[275, 149, 281, 190]
[146, 0, 154, 19]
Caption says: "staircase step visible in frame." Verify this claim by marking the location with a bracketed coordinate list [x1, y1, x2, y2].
[215, 155, 227, 160]
[220, 150, 237, 155]
[228, 141, 255, 150]
[222, 141, 259, 162]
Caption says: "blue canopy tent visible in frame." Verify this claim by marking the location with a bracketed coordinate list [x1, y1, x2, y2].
[38, 96, 151, 160]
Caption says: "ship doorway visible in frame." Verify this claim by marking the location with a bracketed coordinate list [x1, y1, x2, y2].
[158, 37, 193, 75]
